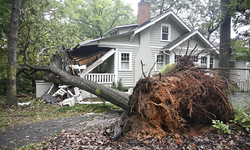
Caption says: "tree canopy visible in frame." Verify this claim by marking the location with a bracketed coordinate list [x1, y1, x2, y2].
[230, 0, 250, 38]
[62, 0, 136, 39]
[231, 39, 250, 61]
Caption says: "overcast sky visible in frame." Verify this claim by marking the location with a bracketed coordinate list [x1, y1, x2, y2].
[124, 0, 139, 14]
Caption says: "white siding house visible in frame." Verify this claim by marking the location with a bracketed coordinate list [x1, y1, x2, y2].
[68, 0, 248, 95]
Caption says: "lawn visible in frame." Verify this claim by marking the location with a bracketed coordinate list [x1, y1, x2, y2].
[0, 96, 120, 129]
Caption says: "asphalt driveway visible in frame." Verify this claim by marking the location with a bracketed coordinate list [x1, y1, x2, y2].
[0, 111, 122, 149]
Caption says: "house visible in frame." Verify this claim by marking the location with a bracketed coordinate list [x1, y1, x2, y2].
[67, 0, 248, 94]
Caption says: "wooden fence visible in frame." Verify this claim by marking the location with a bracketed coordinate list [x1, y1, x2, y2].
[232, 77, 250, 92]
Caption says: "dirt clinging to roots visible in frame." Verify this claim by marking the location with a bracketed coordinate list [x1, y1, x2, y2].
[118, 53, 234, 140]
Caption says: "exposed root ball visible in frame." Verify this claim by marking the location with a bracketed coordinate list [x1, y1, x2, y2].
[117, 54, 233, 140]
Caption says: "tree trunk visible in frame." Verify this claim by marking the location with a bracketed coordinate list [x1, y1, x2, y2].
[29, 65, 129, 110]
[219, 0, 231, 79]
[6, 0, 21, 105]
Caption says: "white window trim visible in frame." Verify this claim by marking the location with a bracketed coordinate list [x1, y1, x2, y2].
[119, 52, 132, 71]
[200, 56, 208, 68]
[155, 54, 164, 71]
[209, 57, 215, 68]
[161, 24, 171, 41]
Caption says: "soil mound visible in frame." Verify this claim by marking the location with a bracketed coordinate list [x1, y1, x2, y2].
[114, 51, 234, 140]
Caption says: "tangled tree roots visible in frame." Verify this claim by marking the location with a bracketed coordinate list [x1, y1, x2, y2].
[113, 52, 234, 141]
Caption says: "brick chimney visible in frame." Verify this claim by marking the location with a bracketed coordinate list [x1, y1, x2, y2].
[138, 0, 150, 26]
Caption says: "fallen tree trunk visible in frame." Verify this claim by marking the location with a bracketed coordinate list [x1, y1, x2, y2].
[27, 64, 129, 110]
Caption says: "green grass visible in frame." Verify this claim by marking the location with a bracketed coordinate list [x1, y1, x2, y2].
[0, 97, 120, 129]
[55, 103, 120, 113]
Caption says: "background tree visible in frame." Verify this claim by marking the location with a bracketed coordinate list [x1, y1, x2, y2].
[192, 0, 221, 42]
[231, 0, 250, 38]
[0, 0, 12, 95]
[231, 39, 250, 61]
[17, 0, 81, 93]
[0, 0, 81, 96]
[219, 0, 250, 79]
[219, 0, 231, 80]
[6, 0, 21, 105]
[146, 0, 190, 16]
[62, 0, 136, 39]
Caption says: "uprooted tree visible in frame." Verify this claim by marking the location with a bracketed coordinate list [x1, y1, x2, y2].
[112, 48, 234, 141]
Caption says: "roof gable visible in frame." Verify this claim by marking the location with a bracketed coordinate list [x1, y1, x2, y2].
[132, 11, 191, 36]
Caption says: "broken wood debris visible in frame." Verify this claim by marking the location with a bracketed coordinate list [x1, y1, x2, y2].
[41, 84, 83, 107]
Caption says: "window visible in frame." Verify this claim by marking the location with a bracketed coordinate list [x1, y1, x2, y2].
[161, 24, 171, 41]
[156, 54, 164, 70]
[201, 56, 207, 67]
[110, 30, 118, 36]
[210, 58, 214, 68]
[175, 55, 182, 63]
[191, 56, 198, 62]
[120, 52, 131, 70]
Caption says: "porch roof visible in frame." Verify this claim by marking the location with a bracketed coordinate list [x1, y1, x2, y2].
[68, 45, 111, 66]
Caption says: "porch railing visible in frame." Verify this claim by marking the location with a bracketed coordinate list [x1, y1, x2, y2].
[83, 73, 115, 84]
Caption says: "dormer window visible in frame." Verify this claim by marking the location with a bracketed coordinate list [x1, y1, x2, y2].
[110, 30, 118, 36]
[161, 24, 171, 41]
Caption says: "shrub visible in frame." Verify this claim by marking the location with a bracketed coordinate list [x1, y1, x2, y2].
[212, 120, 231, 134]
[231, 112, 250, 133]
[110, 78, 128, 91]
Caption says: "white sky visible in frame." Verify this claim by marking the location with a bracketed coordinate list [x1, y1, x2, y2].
[123, 0, 139, 15]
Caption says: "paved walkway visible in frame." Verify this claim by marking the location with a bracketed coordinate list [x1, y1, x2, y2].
[229, 92, 250, 107]
[0, 111, 122, 149]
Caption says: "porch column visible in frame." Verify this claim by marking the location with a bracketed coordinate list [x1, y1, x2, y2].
[170, 51, 175, 64]
[114, 48, 118, 83]
[207, 55, 210, 68]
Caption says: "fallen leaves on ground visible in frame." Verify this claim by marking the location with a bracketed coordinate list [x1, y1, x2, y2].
[40, 126, 250, 150]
